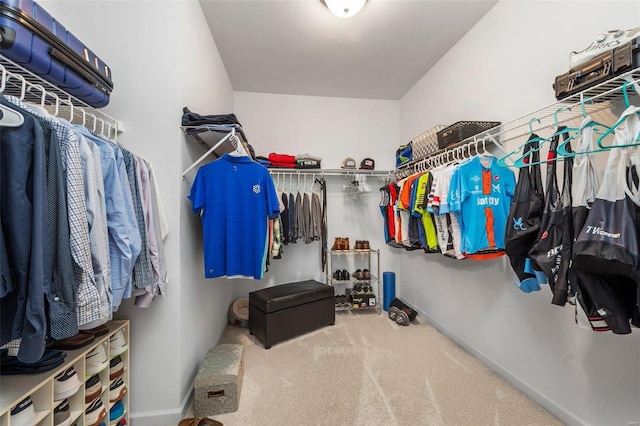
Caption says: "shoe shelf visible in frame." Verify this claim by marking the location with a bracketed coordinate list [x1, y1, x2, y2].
[328, 249, 378, 256]
[326, 248, 381, 314]
[0, 320, 130, 426]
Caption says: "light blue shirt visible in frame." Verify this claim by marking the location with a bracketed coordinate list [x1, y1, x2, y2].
[73, 126, 141, 311]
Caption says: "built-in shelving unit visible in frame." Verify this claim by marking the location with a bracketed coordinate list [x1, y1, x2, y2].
[0, 320, 130, 426]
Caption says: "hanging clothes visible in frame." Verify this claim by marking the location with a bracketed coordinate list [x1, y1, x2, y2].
[429, 165, 463, 259]
[0, 100, 50, 363]
[570, 119, 605, 331]
[411, 171, 439, 252]
[74, 126, 141, 312]
[189, 154, 280, 279]
[504, 136, 546, 293]
[449, 155, 516, 259]
[1, 94, 168, 363]
[572, 106, 640, 334]
[528, 130, 574, 306]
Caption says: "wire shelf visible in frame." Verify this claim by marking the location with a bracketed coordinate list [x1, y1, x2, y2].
[0, 54, 121, 141]
[397, 67, 640, 173]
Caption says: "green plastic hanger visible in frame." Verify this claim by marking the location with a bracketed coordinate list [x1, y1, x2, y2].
[497, 117, 545, 168]
[595, 81, 640, 148]
[556, 97, 611, 156]
[510, 107, 575, 168]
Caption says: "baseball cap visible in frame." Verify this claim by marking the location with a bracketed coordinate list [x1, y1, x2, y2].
[341, 158, 356, 169]
[359, 158, 375, 170]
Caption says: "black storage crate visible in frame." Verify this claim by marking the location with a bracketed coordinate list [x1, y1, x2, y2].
[436, 121, 501, 149]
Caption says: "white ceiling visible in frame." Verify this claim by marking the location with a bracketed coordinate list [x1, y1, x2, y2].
[199, 0, 497, 100]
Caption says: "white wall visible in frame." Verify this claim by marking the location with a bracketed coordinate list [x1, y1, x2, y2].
[400, 1, 640, 425]
[233, 92, 401, 297]
[177, 1, 237, 421]
[37, 1, 234, 424]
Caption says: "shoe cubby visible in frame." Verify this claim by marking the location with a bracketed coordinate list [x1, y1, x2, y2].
[0, 320, 129, 426]
[30, 383, 52, 425]
[65, 387, 84, 426]
[326, 246, 381, 314]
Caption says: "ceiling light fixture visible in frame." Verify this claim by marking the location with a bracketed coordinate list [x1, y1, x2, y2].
[322, 0, 367, 18]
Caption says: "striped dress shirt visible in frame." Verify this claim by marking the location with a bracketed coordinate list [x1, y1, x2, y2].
[77, 134, 112, 328]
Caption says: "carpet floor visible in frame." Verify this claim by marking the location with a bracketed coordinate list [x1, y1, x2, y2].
[184, 311, 562, 426]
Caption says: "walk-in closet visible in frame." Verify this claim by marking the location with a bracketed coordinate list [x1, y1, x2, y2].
[1, 1, 639, 426]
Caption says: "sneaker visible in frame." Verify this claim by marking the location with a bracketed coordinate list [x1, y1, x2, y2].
[54, 366, 82, 401]
[10, 396, 35, 426]
[341, 269, 350, 281]
[85, 374, 103, 403]
[109, 330, 128, 357]
[85, 397, 107, 426]
[109, 377, 127, 403]
[570, 27, 640, 69]
[109, 356, 124, 381]
[86, 342, 109, 376]
[54, 399, 71, 426]
[109, 400, 125, 424]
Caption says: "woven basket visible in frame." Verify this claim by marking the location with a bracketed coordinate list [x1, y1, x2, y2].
[411, 125, 445, 161]
[436, 121, 501, 150]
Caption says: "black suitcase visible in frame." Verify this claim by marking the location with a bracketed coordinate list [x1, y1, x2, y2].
[0, 0, 113, 107]
[553, 37, 640, 100]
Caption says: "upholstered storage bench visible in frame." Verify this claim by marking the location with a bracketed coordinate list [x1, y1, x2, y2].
[193, 343, 244, 417]
[249, 280, 335, 349]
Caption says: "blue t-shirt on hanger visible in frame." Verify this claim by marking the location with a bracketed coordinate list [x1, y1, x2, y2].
[189, 154, 280, 279]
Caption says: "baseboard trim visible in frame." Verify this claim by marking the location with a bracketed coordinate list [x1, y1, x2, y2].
[416, 308, 586, 426]
[129, 388, 193, 426]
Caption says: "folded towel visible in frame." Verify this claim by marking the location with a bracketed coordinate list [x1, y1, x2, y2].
[269, 162, 297, 168]
[296, 159, 321, 169]
[296, 153, 323, 162]
[269, 153, 296, 163]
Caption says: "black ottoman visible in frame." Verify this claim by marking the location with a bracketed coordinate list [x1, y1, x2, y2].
[249, 280, 335, 349]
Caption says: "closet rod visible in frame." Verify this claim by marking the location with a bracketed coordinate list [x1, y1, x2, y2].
[0, 56, 122, 141]
[181, 128, 236, 179]
[269, 169, 393, 178]
[397, 135, 490, 178]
